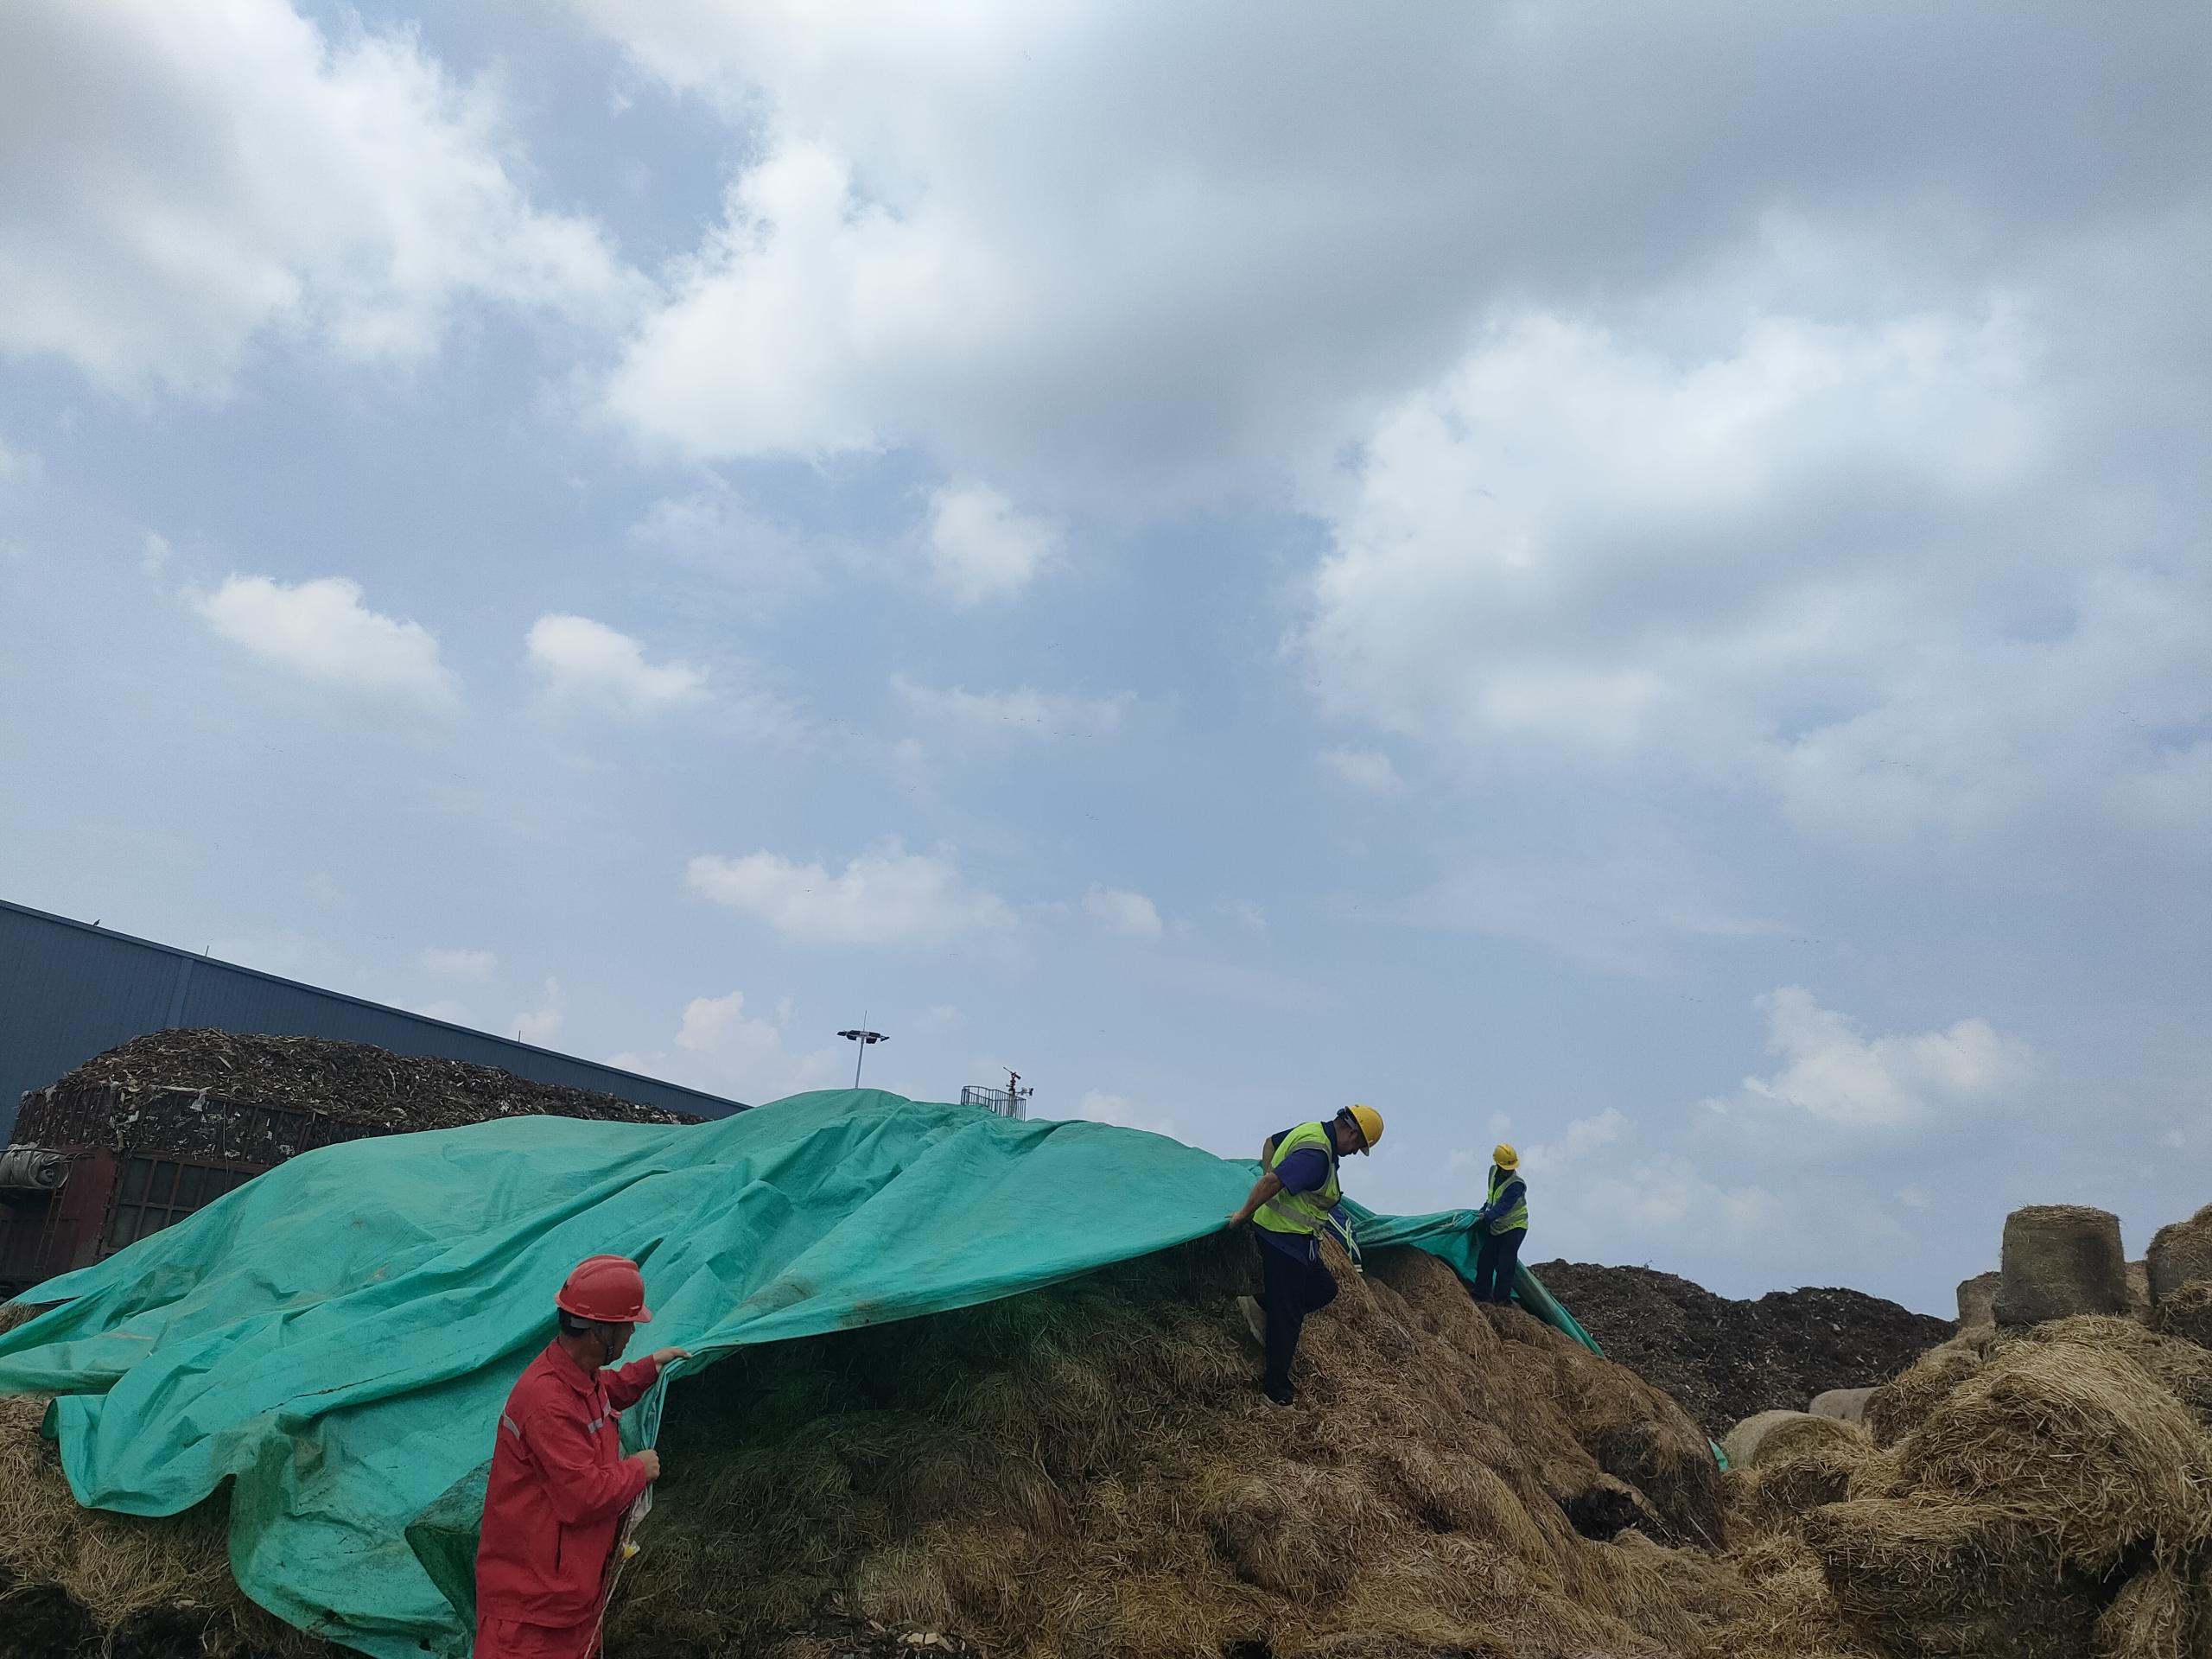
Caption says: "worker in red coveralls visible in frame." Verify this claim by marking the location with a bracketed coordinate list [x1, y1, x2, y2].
[474, 1254, 689, 1658]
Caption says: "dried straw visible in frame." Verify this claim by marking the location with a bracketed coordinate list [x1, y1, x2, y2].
[1896, 1342, 2212, 1573]
[2093, 1553, 2212, 1659]
[1863, 1332, 1988, 1447]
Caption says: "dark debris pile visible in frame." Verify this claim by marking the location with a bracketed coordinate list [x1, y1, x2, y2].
[16, 1028, 696, 1158]
[1532, 1258, 1954, 1440]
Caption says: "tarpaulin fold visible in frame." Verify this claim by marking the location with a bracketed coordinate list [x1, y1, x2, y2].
[0, 1091, 1593, 1657]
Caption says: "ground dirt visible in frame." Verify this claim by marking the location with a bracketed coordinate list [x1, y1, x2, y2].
[1531, 1260, 1955, 1440]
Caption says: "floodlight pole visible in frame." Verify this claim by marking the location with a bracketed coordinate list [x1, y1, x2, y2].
[838, 1013, 887, 1088]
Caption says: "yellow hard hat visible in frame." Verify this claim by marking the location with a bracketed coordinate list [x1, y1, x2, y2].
[1345, 1103, 1385, 1154]
[1493, 1143, 1519, 1170]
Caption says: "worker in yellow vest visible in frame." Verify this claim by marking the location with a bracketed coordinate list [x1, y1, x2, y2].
[1468, 1143, 1529, 1305]
[1226, 1104, 1386, 1405]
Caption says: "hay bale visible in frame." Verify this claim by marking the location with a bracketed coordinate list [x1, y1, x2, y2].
[2001, 1315, 2212, 1429]
[1955, 1270, 1999, 1329]
[1864, 1333, 1986, 1448]
[1993, 1204, 2130, 1325]
[1745, 1434, 1875, 1528]
[1808, 1388, 1872, 1425]
[2148, 1204, 2212, 1303]
[1725, 1410, 1811, 1469]
[2093, 1554, 2212, 1659]
[2152, 1283, 2212, 1352]
[1897, 1342, 2212, 1573]
[1726, 1412, 1862, 1475]
[1802, 1497, 2101, 1659]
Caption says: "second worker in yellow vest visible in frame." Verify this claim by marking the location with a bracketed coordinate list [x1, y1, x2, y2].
[1226, 1104, 1385, 1406]
[1467, 1143, 1529, 1306]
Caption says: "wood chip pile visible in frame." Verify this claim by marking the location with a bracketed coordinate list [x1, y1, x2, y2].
[14, 1028, 699, 1160]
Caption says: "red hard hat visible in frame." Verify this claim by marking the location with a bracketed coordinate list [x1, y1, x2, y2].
[556, 1254, 653, 1324]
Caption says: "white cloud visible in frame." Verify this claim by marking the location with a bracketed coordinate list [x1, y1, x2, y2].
[512, 978, 565, 1046]
[0, 0, 639, 396]
[1227, 900, 1268, 932]
[1706, 986, 2037, 1137]
[580, 4, 2201, 510]
[1084, 886, 1164, 941]
[141, 531, 170, 576]
[410, 997, 474, 1026]
[1298, 299, 2212, 894]
[1301, 308, 2038, 755]
[526, 613, 709, 715]
[687, 838, 1016, 946]
[419, 946, 497, 982]
[1318, 747, 1403, 793]
[917, 1003, 964, 1032]
[892, 674, 1128, 737]
[1069, 1090, 1179, 1140]
[925, 483, 1059, 605]
[610, 988, 844, 1103]
[191, 575, 459, 713]
[0, 440, 38, 484]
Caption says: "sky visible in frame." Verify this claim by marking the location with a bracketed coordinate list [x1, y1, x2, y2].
[1, 2, 2206, 1314]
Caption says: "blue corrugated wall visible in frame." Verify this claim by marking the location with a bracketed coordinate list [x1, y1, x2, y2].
[0, 899, 745, 1138]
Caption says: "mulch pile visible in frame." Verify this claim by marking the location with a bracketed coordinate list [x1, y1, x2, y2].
[1532, 1260, 1954, 1440]
[14, 1029, 696, 1160]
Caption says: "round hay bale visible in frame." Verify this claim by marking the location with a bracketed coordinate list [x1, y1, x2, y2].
[1802, 1497, 2102, 1659]
[2092, 1554, 2212, 1659]
[1722, 1409, 1858, 1471]
[1722, 1409, 1807, 1470]
[2151, 1283, 2212, 1353]
[1993, 1205, 2129, 1325]
[1866, 1333, 1986, 1448]
[1897, 1343, 2212, 1573]
[2004, 1315, 2212, 1430]
[1746, 1433, 1873, 1525]
[1808, 1387, 1873, 1425]
[2148, 1204, 2212, 1304]
[1955, 1270, 1999, 1329]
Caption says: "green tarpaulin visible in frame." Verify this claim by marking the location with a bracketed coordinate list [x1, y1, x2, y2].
[0, 1091, 1594, 1657]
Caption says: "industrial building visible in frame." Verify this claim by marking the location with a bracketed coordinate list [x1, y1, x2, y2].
[0, 898, 746, 1140]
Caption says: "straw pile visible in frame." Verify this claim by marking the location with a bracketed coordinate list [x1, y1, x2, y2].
[615, 1234, 1755, 1659]
[11, 1231, 2209, 1659]
[4, 1236, 1862, 1659]
[0, 1394, 327, 1659]
[1726, 1311, 2212, 1659]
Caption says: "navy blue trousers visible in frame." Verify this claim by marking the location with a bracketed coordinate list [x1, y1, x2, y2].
[1471, 1227, 1526, 1304]
[1261, 1241, 1338, 1397]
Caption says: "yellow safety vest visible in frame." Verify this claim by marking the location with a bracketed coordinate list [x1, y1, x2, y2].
[1485, 1166, 1529, 1236]
[1254, 1122, 1342, 1238]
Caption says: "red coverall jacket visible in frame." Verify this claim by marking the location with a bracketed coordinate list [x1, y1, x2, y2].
[475, 1342, 661, 1632]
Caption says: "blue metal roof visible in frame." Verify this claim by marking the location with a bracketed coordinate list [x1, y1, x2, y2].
[0, 899, 746, 1137]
